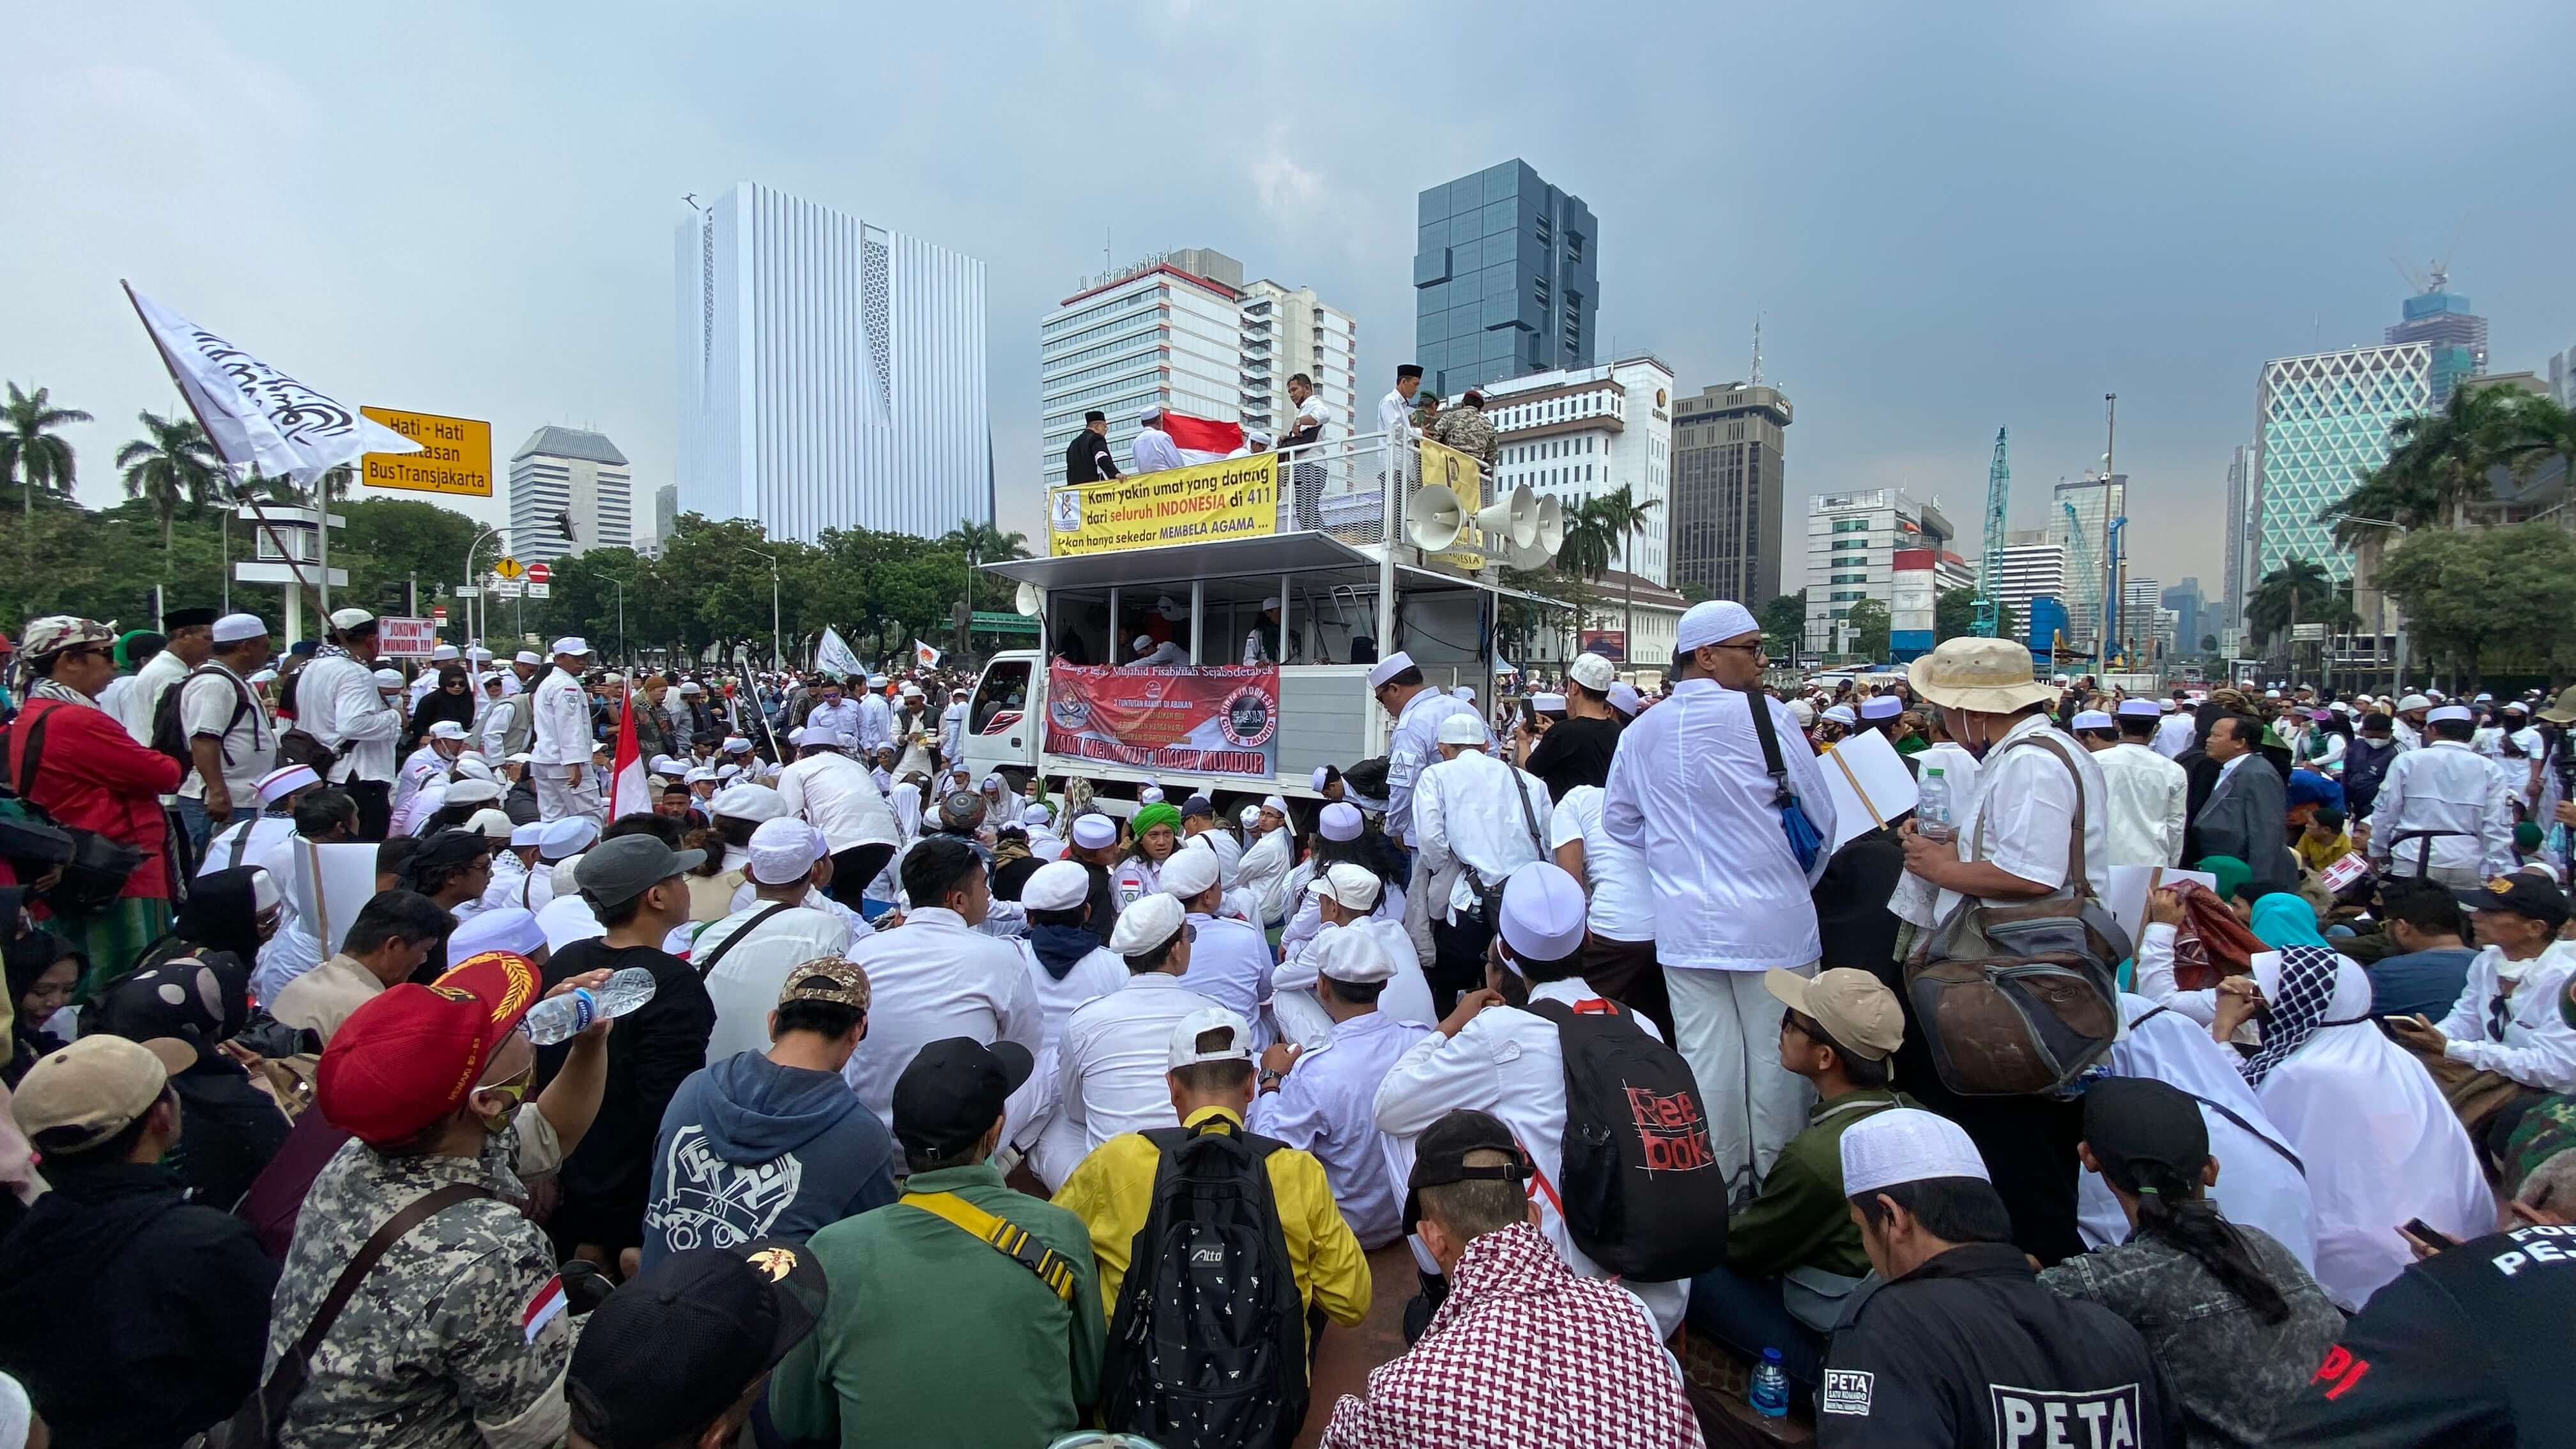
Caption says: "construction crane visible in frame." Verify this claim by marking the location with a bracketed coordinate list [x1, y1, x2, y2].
[1972, 427, 2010, 636]
[2062, 500, 2099, 661]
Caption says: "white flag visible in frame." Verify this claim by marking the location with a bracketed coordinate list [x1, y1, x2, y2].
[125, 283, 419, 486]
[914, 639, 944, 668]
[815, 625, 866, 679]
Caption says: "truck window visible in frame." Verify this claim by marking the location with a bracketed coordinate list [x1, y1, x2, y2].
[971, 661, 1030, 734]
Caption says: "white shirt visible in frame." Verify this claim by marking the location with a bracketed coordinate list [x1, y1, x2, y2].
[2094, 741, 2188, 869]
[1386, 687, 1482, 846]
[1415, 749, 1552, 921]
[393, 744, 448, 818]
[1129, 425, 1186, 473]
[1126, 641, 1188, 669]
[2434, 940, 2576, 1093]
[804, 698, 861, 745]
[1894, 714, 2109, 931]
[1236, 827, 1295, 927]
[177, 661, 272, 804]
[1055, 972, 1226, 1154]
[118, 648, 191, 747]
[695, 903, 855, 1062]
[2150, 710, 2196, 759]
[1376, 388, 1415, 441]
[1271, 918, 1438, 1048]
[535, 893, 604, 952]
[530, 670, 592, 767]
[1250, 1011, 1434, 1249]
[1374, 979, 1690, 1337]
[841, 906, 1044, 1123]
[939, 702, 967, 760]
[1020, 939, 1127, 1051]
[2364, 740, 2515, 877]
[1175, 911, 1274, 1021]
[390, 780, 447, 839]
[1604, 678, 1834, 971]
[478, 694, 519, 760]
[296, 654, 402, 783]
[778, 751, 900, 854]
[723, 878, 872, 941]
[202, 814, 296, 877]
[1547, 785, 1653, 944]
[855, 693, 893, 753]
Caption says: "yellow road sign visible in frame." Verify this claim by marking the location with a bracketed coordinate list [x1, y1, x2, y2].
[360, 407, 493, 497]
[493, 555, 524, 580]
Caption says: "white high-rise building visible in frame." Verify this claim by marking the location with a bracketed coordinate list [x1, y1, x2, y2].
[509, 427, 631, 565]
[1238, 279, 1356, 443]
[2048, 474, 2127, 650]
[677, 181, 990, 542]
[1483, 356, 1676, 585]
[1993, 528, 2065, 643]
[1800, 487, 1956, 656]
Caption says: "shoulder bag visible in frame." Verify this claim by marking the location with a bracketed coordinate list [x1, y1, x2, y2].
[1744, 686, 1825, 874]
[1470, 756, 1549, 926]
[0, 700, 146, 916]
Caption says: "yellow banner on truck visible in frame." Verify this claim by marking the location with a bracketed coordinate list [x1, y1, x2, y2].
[1046, 455, 1279, 556]
[1418, 435, 1485, 570]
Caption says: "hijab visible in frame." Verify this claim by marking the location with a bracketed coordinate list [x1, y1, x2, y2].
[93, 953, 252, 1064]
[2238, 894, 2350, 1086]
[2248, 892, 2331, 952]
[141, 866, 270, 977]
[408, 664, 477, 740]
[2196, 854, 2251, 905]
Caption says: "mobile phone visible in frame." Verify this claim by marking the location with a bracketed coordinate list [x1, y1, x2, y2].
[2401, 1218, 2457, 1251]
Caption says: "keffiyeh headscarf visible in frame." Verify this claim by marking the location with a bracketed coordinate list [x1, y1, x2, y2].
[2238, 893, 2349, 1087]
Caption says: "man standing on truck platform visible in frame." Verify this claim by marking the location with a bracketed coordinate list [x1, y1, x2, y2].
[1372, 650, 1482, 965]
[1064, 410, 1119, 484]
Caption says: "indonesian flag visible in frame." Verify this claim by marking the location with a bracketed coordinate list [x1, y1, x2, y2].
[914, 639, 943, 668]
[609, 684, 650, 820]
[1163, 411, 1245, 465]
[523, 1274, 567, 1342]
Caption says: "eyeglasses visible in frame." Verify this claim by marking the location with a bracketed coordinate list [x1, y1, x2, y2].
[1711, 642, 1768, 659]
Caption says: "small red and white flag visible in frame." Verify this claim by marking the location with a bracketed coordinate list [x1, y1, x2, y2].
[914, 639, 943, 668]
[523, 1273, 567, 1342]
[608, 684, 650, 820]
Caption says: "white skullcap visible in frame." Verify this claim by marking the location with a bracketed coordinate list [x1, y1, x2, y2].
[505, 752, 533, 765]
[1307, 862, 1382, 912]
[537, 815, 601, 860]
[1247, 433, 1273, 448]
[373, 668, 404, 688]
[1131, 634, 1153, 652]
[2117, 699, 2163, 719]
[1022, 802, 1054, 826]
[444, 779, 502, 806]
[464, 808, 515, 840]
[468, 647, 493, 660]
[509, 821, 546, 848]
[254, 764, 319, 804]
[1161, 845, 1222, 900]
[514, 650, 543, 666]
[1314, 925, 1395, 984]
[716, 764, 743, 781]
[678, 680, 704, 694]
[1262, 794, 1289, 818]
[2426, 704, 2472, 723]
[1567, 654, 1615, 692]
[2397, 694, 2431, 712]
[1138, 786, 1165, 804]
[1607, 682, 1641, 717]
[786, 726, 811, 747]
[247, 668, 278, 684]
[1788, 698, 1816, 724]
[1107, 893, 1186, 955]
[1366, 652, 1418, 689]
[1821, 705, 1857, 726]
[2263, 689, 2281, 700]
[452, 755, 496, 783]
[430, 643, 460, 661]
[1497, 861, 1586, 965]
[1533, 693, 1567, 714]
[711, 782, 787, 823]
[1022, 859, 1091, 912]
[866, 674, 887, 688]
[249, 866, 283, 915]
[428, 721, 469, 741]
[211, 612, 268, 644]
[1311, 767, 1331, 792]
[551, 637, 592, 657]
[328, 608, 375, 630]
[1436, 712, 1489, 746]
[449, 905, 548, 960]
[1070, 813, 1118, 850]
[1319, 802, 1365, 841]
[2071, 710, 2114, 731]
[1675, 599, 1759, 653]
[1032, 835, 1069, 862]
[1859, 696, 1903, 721]
[1840, 1107, 1991, 1198]
[1453, 686, 1476, 702]
[723, 735, 751, 752]
[1238, 804, 1261, 829]
[684, 765, 716, 785]
[1167, 1006, 1254, 1069]
[1137, 405, 1163, 423]
[746, 816, 827, 886]
[981, 774, 1004, 791]
[1261, 596, 1281, 610]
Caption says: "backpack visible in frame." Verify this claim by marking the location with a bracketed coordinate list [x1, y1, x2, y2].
[1902, 730, 2128, 1098]
[151, 664, 258, 772]
[1100, 1116, 1307, 1449]
[1522, 998, 1731, 1283]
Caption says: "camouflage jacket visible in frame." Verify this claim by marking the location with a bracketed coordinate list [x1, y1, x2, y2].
[1425, 406, 1498, 466]
[268, 1133, 572, 1449]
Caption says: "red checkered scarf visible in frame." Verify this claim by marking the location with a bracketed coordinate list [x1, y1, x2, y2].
[1318, 1222, 1705, 1449]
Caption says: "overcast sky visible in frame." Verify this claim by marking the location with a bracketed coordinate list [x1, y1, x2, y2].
[11, 1, 2573, 602]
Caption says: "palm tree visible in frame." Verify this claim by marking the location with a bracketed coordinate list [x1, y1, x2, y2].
[1583, 486, 1663, 659]
[2492, 392, 2576, 497]
[116, 410, 222, 554]
[1, 383, 93, 567]
[2377, 381, 2523, 530]
[2246, 558, 2349, 656]
[1552, 500, 1616, 661]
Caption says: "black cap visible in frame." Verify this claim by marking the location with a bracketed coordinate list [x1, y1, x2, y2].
[1180, 794, 1216, 820]
[1085, 410, 1107, 424]
[2456, 872, 2570, 930]
[1402, 1108, 1531, 1235]
[2080, 1078, 2209, 1196]
[162, 607, 220, 631]
[1396, 364, 1423, 380]
[891, 1037, 1033, 1156]
[568, 1241, 826, 1448]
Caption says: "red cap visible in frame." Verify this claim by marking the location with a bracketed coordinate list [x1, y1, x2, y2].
[318, 951, 542, 1145]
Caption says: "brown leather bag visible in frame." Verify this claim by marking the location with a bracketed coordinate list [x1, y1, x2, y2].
[1903, 730, 2131, 1097]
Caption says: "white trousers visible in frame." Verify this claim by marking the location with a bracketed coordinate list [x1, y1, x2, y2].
[535, 770, 602, 824]
[1667, 964, 1818, 1203]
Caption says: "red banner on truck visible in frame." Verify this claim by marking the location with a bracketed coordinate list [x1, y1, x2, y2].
[1045, 664, 1281, 776]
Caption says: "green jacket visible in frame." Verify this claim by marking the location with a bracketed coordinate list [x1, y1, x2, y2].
[769, 1163, 1105, 1449]
[1726, 1089, 1919, 1280]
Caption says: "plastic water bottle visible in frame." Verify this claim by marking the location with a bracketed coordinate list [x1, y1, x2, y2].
[1751, 1346, 1790, 1418]
[1916, 766, 1954, 844]
[521, 968, 659, 1046]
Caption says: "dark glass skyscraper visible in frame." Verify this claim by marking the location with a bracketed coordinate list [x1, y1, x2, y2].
[1412, 161, 1596, 398]
[2384, 270, 2487, 405]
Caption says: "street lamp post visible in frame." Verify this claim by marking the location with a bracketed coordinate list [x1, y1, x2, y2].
[740, 547, 781, 668]
[2328, 514, 2407, 691]
[464, 525, 507, 648]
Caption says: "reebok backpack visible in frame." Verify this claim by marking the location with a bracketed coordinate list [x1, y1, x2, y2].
[1525, 998, 1730, 1283]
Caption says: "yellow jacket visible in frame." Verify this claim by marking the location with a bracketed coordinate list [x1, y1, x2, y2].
[1052, 1104, 1372, 1336]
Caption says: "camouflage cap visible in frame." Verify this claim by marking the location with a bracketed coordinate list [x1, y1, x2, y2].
[776, 956, 870, 1013]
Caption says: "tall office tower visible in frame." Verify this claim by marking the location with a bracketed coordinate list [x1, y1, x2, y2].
[2160, 577, 2205, 652]
[1800, 489, 1956, 656]
[2253, 344, 2432, 583]
[2549, 344, 2575, 408]
[1994, 528, 2066, 643]
[2122, 576, 2165, 657]
[2223, 445, 2254, 630]
[652, 484, 678, 548]
[1238, 279, 1356, 442]
[1411, 160, 1596, 399]
[1669, 382, 1793, 605]
[2048, 474, 2128, 650]
[676, 181, 990, 543]
[1038, 249, 1246, 487]
[2385, 270, 2488, 406]
[1483, 356, 1675, 585]
[508, 427, 631, 565]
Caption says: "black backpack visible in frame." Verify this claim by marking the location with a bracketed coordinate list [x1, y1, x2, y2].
[1524, 998, 1730, 1284]
[1100, 1116, 1307, 1449]
[150, 664, 258, 771]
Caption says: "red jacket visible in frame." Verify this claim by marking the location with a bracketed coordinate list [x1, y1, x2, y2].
[3, 695, 187, 899]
